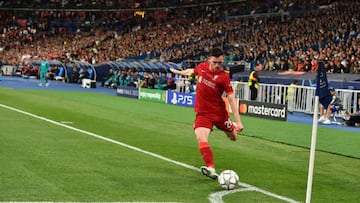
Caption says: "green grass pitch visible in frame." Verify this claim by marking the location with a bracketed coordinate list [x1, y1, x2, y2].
[0, 87, 359, 202]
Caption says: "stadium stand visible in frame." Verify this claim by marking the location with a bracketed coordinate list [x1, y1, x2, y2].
[0, 0, 359, 90]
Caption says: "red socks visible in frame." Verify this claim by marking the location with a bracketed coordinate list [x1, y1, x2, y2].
[199, 142, 214, 168]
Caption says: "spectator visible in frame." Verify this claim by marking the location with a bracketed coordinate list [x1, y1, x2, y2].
[303, 59, 312, 72]
[264, 58, 275, 71]
[69, 67, 80, 83]
[327, 60, 339, 73]
[311, 58, 318, 72]
[78, 67, 89, 83]
[127, 70, 140, 87]
[118, 70, 128, 86]
[157, 72, 168, 89]
[343, 111, 360, 127]
[145, 72, 156, 89]
[162, 73, 176, 90]
[318, 87, 343, 124]
[102, 68, 114, 87]
[279, 58, 289, 71]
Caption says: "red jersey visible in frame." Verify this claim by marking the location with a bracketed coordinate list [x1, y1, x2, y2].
[193, 62, 233, 114]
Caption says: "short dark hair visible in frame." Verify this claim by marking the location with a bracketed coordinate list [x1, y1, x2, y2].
[209, 47, 224, 57]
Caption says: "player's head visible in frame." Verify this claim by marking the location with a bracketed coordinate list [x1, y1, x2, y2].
[329, 87, 336, 94]
[209, 47, 224, 57]
[209, 47, 224, 71]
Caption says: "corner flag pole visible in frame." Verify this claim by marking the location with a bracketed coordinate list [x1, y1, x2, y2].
[306, 95, 319, 203]
[306, 61, 331, 203]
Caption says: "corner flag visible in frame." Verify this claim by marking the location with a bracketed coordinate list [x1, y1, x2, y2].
[315, 62, 332, 108]
[306, 60, 331, 203]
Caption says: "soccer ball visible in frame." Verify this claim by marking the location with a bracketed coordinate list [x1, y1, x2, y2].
[218, 170, 239, 190]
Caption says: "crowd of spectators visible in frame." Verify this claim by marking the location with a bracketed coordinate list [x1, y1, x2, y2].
[224, 1, 360, 74]
[101, 67, 176, 91]
[0, 0, 359, 75]
[0, 0, 234, 9]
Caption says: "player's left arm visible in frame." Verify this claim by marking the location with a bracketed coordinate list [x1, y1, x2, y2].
[227, 93, 243, 132]
[224, 75, 243, 131]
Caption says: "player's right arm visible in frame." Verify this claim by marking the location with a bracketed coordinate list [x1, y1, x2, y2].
[170, 68, 194, 76]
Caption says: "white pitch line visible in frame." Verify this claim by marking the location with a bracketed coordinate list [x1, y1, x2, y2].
[209, 187, 255, 203]
[208, 182, 301, 203]
[238, 182, 301, 203]
[0, 104, 300, 203]
[60, 121, 73, 124]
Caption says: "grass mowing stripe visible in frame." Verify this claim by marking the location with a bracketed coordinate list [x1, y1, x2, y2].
[241, 133, 360, 160]
[0, 103, 300, 203]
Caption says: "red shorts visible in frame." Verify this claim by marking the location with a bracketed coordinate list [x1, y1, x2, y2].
[194, 112, 234, 132]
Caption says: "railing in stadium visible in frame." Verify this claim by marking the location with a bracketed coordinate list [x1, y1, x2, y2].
[231, 82, 360, 116]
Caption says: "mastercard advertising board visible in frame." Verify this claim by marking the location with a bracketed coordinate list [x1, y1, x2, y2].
[239, 100, 287, 121]
[223, 98, 287, 121]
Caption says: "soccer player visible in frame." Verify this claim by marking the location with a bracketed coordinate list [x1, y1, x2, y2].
[170, 47, 243, 180]
[39, 59, 50, 87]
